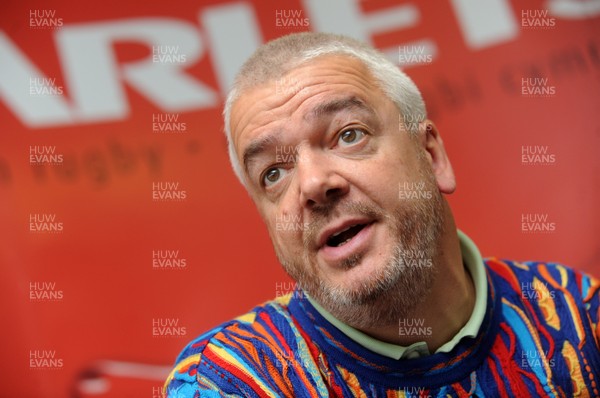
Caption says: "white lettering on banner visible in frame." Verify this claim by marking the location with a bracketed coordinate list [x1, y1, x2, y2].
[201, 2, 263, 94]
[303, 0, 429, 65]
[548, 0, 600, 18]
[448, 0, 518, 48]
[0, 32, 73, 126]
[0, 0, 598, 128]
[55, 19, 216, 121]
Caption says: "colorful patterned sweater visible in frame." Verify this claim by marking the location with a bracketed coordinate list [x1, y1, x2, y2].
[165, 259, 600, 397]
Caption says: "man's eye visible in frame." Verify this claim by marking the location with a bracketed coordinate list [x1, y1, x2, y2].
[262, 167, 286, 187]
[339, 128, 366, 146]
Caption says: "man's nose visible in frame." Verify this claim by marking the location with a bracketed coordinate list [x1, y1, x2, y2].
[296, 150, 350, 208]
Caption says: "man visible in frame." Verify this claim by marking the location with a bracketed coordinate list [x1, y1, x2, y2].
[165, 32, 600, 397]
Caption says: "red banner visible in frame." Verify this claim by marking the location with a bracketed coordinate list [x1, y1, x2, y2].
[1, 0, 599, 396]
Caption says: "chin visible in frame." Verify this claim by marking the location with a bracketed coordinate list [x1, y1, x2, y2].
[317, 254, 397, 302]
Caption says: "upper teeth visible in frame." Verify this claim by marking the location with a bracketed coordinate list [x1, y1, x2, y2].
[331, 224, 356, 238]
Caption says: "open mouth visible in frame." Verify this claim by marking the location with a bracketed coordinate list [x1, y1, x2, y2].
[326, 223, 367, 247]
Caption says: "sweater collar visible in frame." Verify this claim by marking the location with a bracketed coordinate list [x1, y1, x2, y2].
[305, 229, 487, 359]
[287, 251, 500, 388]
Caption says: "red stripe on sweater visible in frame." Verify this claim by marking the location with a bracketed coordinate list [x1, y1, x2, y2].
[203, 345, 271, 396]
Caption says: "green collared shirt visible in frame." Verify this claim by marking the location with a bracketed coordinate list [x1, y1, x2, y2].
[307, 230, 487, 360]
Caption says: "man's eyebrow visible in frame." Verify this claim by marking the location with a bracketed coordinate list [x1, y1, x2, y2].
[243, 133, 281, 175]
[242, 97, 374, 175]
[307, 96, 374, 121]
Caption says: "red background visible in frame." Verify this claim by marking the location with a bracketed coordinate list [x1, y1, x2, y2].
[1, 0, 599, 397]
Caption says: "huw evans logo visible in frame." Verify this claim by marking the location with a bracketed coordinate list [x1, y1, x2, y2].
[30, 146, 63, 165]
[152, 113, 187, 132]
[275, 281, 305, 299]
[521, 281, 556, 300]
[29, 350, 63, 369]
[521, 77, 556, 97]
[29, 10, 63, 29]
[152, 250, 187, 269]
[521, 145, 556, 165]
[399, 181, 432, 200]
[521, 213, 556, 233]
[151, 386, 166, 398]
[275, 145, 302, 163]
[152, 318, 187, 337]
[399, 249, 432, 269]
[152, 45, 186, 63]
[521, 9, 556, 29]
[398, 318, 432, 338]
[398, 45, 433, 65]
[29, 213, 63, 233]
[400, 387, 432, 398]
[152, 182, 187, 201]
[275, 9, 309, 28]
[30, 282, 64, 301]
[29, 77, 63, 96]
[276, 214, 308, 232]
[399, 113, 426, 133]
[275, 77, 307, 96]
[521, 350, 555, 368]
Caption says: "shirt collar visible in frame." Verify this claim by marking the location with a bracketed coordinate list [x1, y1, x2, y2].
[306, 229, 487, 359]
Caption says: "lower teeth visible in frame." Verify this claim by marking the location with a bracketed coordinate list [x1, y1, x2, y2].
[338, 238, 351, 247]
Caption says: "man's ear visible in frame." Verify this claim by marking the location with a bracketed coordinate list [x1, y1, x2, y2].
[418, 120, 456, 194]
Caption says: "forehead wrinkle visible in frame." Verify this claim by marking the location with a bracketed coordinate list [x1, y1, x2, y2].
[306, 96, 373, 122]
[242, 95, 379, 174]
[235, 59, 384, 179]
[237, 86, 330, 172]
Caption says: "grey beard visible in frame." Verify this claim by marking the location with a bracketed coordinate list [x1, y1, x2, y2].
[276, 174, 444, 329]
[309, 244, 439, 329]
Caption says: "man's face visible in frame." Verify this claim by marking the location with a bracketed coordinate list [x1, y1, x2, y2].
[230, 55, 449, 326]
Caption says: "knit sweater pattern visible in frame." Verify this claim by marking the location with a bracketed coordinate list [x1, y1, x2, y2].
[165, 259, 600, 397]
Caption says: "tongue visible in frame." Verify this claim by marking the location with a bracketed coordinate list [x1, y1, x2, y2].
[327, 224, 365, 247]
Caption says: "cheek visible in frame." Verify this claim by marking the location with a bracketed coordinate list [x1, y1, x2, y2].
[351, 151, 412, 205]
[271, 232, 307, 269]
[255, 189, 306, 256]
[267, 218, 302, 256]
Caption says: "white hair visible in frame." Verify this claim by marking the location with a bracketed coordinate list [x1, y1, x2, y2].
[223, 32, 427, 186]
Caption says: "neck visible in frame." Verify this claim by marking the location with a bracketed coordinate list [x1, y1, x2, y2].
[357, 207, 475, 352]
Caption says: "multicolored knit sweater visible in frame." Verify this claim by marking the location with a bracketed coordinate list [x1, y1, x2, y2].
[165, 259, 600, 397]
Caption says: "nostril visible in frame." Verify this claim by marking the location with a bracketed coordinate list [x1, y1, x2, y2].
[306, 198, 317, 207]
[325, 187, 344, 200]
[298, 167, 349, 206]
